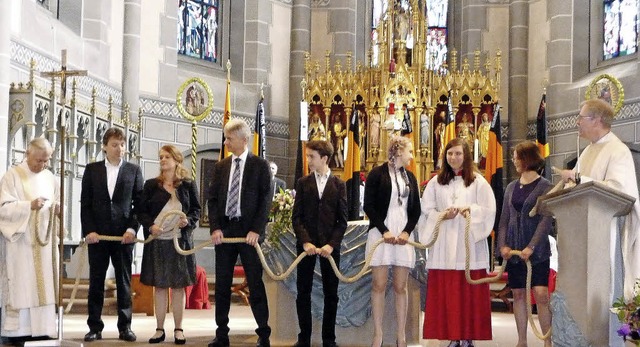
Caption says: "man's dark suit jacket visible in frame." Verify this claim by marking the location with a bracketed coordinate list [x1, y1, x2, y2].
[272, 177, 286, 195]
[292, 173, 348, 249]
[207, 152, 272, 236]
[81, 160, 144, 237]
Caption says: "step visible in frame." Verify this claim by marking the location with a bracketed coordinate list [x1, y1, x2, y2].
[62, 297, 118, 315]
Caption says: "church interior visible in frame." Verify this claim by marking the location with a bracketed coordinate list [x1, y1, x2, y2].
[1, 0, 640, 346]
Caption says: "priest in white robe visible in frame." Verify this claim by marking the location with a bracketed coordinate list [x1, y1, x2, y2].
[560, 98, 640, 346]
[0, 138, 59, 340]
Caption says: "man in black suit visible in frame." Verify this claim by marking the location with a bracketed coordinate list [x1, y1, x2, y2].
[291, 140, 348, 347]
[207, 118, 273, 347]
[269, 161, 286, 195]
[80, 127, 144, 343]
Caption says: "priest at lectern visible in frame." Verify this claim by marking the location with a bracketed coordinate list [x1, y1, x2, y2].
[559, 98, 640, 301]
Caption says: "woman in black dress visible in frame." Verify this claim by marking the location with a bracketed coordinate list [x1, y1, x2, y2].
[139, 145, 201, 344]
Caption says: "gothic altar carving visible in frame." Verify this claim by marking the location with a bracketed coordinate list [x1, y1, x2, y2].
[8, 60, 141, 243]
[301, 0, 502, 183]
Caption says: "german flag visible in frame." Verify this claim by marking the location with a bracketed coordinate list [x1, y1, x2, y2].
[252, 95, 266, 158]
[443, 90, 457, 147]
[219, 77, 231, 160]
[536, 93, 550, 179]
[344, 105, 361, 220]
[485, 104, 503, 231]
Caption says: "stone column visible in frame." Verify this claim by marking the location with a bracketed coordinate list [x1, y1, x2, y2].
[547, 0, 573, 115]
[507, 0, 529, 180]
[327, 0, 358, 64]
[288, 0, 311, 177]
[457, 0, 487, 62]
[122, 0, 141, 123]
[244, 0, 271, 86]
[0, 0, 11, 172]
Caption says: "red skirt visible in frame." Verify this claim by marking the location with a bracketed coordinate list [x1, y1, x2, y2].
[423, 269, 492, 340]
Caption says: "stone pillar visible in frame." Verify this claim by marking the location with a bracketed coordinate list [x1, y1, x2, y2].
[458, 0, 487, 62]
[547, 0, 573, 115]
[244, 0, 271, 86]
[0, 0, 11, 173]
[122, 0, 141, 123]
[327, 0, 358, 64]
[288, 0, 311, 177]
[507, 0, 529, 180]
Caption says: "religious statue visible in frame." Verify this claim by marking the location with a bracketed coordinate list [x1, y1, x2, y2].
[359, 111, 367, 165]
[419, 109, 430, 146]
[308, 112, 327, 141]
[434, 111, 446, 168]
[369, 109, 381, 148]
[456, 113, 474, 150]
[329, 113, 347, 168]
[476, 113, 491, 159]
[394, 4, 410, 42]
[185, 84, 205, 115]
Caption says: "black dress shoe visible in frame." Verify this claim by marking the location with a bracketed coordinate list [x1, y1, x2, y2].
[208, 336, 230, 347]
[256, 336, 271, 347]
[148, 328, 165, 343]
[323, 342, 338, 347]
[83, 331, 102, 342]
[174, 328, 186, 345]
[292, 341, 310, 347]
[119, 329, 137, 342]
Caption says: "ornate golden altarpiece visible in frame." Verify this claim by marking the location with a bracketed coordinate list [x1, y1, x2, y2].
[301, 0, 502, 183]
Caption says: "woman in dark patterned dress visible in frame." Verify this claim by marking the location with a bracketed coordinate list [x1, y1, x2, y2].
[139, 145, 201, 345]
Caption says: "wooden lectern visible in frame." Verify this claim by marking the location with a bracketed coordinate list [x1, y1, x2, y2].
[538, 181, 635, 346]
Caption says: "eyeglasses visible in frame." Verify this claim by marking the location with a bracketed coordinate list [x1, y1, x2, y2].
[578, 114, 596, 120]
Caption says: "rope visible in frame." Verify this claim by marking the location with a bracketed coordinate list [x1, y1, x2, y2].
[64, 209, 551, 341]
[64, 210, 186, 313]
[449, 211, 552, 341]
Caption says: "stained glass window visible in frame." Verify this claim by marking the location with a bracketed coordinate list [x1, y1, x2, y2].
[178, 0, 219, 62]
[603, 0, 638, 60]
[426, 0, 448, 71]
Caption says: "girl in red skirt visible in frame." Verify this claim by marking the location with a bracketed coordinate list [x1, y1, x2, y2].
[419, 138, 496, 347]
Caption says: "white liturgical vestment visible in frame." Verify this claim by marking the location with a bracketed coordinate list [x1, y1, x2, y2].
[0, 161, 59, 337]
[578, 132, 640, 301]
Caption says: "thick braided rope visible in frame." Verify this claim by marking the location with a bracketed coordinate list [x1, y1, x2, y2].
[64, 210, 187, 313]
[32, 206, 56, 247]
[452, 211, 551, 341]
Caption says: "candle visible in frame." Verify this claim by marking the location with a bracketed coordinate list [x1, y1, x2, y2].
[474, 139, 479, 163]
[576, 135, 580, 174]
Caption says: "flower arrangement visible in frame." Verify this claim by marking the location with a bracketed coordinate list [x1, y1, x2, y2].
[267, 188, 295, 248]
[612, 279, 640, 344]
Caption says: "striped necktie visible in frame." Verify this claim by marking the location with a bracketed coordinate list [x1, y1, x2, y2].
[226, 158, 241, 216]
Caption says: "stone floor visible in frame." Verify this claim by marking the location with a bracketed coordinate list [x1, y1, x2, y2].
[8, 305, 550, 347]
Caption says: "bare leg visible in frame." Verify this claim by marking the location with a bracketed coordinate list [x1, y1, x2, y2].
[370, 266, 389, 347]
[392, 266, 409, 347]
[171, 288, 186, 340]
[152, 288, 168, 339]
[511, 288, 528, 347]
[532, 286, 552, 347]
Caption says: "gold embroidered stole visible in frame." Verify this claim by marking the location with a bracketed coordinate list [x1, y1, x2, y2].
[13, 165, 48, 306]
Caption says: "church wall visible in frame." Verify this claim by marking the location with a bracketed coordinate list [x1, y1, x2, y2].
[310, 10, 332, 61]
[269, 3, 292, 123]
[482, 5, 510, 120]
[528, 0, 549, 119]
[109, 0, 124, 84]
[139, 0, 164, 96]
